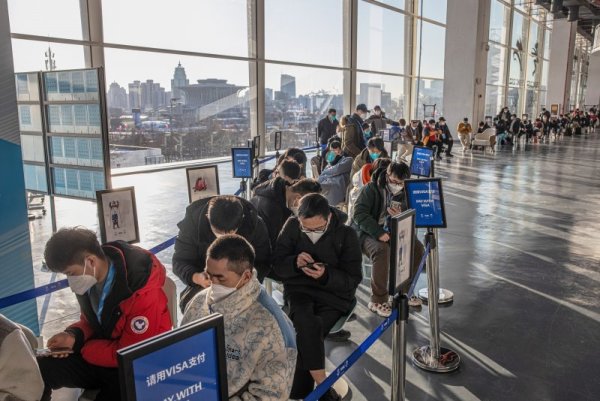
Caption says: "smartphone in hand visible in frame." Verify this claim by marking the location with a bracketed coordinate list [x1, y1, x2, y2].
[301, 262, 327, 271]
[36, 347, 74, 357]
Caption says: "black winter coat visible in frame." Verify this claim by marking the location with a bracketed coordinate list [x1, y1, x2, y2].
[272, 208, 362, 313]
[173, 196, 271, 285]
[318, 116, 339, 145]
[251, 177, 292, 248]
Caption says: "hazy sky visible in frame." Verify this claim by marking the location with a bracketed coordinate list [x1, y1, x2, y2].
[8, 0, 446, 96]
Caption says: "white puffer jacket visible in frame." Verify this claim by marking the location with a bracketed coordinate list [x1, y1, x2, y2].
[182, 277, 297, 401]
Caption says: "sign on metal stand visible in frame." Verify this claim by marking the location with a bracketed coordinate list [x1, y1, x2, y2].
[404, 178, 460, 373]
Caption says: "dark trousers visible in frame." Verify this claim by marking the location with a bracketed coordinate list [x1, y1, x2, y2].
[438, 137, 453, 156]
[38, 353, 121, 401]
[288, 293, 344, 399]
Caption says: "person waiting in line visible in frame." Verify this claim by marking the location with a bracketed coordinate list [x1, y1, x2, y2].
[361, 122, 373, 143]
[255, 148, 308, 188]
[397, 118, 414, 161]
[423, 119, 442, 160]
[173, 195, 271, 312]
[341, 104, 369, 158]
[318, 108, 339, 166]
[251, 177, 322, 249]
[406, 120, 422, 145]
[273, 194, 362, 401]
[457, 117, 473, 152]
[347, 157, 392, 222]
[436, 117, 454, 158]
[182, 235, 297, 401]
[38, 228, 172, 401]
[495, 117, 509, 147]
[318, 141, 353, 207]
[352, 162, 425, 316]
[0, 314, 44, 401]
[365, 105, 393, 135]
[522, 118, 534, 143]
[477, 121, 486, 134]
[350, 137, 389, 179]
[533, 118, 544, 142]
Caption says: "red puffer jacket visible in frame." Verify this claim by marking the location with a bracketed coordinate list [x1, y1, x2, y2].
[65, 241, 172, 368]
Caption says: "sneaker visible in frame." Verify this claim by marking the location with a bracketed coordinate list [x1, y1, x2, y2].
[368, 301, 392, 318]
[446, 153, 454, 158]
[320, 388, 342, 401]
[326, 329, 351, 342]
[408, 296, 423, 307]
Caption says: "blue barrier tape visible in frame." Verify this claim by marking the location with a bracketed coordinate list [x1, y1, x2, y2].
[0, 236, 178, 310]
[305, 307, 399, 401]
[234, 188, 243, 196]
[408, 243, 431, 298]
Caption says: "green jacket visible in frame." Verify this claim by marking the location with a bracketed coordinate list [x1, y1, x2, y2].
[351, 167, 407, 240]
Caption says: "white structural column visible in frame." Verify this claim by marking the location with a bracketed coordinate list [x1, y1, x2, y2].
[546, 19, 577, 113]
[442, 0, 484, 128]
[584, 52, 600, 107]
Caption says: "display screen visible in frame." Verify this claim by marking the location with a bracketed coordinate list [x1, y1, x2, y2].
[231, 148, 253, 178]
[404, 178, 447, 228]
[131, 328, 221, 401]
[119, 315, 228, 401]
[410, 147, 433, 177]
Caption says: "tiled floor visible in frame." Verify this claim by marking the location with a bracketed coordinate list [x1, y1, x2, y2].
[34, 135, 600, 401]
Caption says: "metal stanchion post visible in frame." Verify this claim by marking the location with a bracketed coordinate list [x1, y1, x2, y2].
[412, 229, 460, 373]
[391, 294, 409, 401]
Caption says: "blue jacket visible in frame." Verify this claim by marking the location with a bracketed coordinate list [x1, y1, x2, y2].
[318, 156, 353, 205]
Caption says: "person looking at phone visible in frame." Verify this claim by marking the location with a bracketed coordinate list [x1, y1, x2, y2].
[37, 227, 172, 401]
[273, 194, 362, 401]
[352, 162, 425, 316]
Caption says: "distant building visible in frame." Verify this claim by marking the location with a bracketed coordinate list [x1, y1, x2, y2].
[358, 83, 383, 109]
[179, 79, 245, 108]
[281, 74, 296, 99]
[265, 88, 274, 103]
[128, 80, 141, 110]
[108, 82, 128, 110]
[140, 79, 166, 112]
[171, 62, 189, 104]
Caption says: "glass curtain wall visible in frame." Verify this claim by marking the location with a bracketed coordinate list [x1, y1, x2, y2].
[485, 0, 552, 119]
[569, 34, 592, 110]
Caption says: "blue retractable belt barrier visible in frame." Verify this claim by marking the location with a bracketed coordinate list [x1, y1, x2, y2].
[0, 235, 178, 310]
[305, 308, 399, 401]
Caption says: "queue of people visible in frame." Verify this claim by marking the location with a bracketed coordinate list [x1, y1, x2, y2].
[11, 102, 570, 401]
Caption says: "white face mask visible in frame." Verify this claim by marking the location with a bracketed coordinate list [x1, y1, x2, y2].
[208, 275, 244, 304]
[301, 219, 329, 244]
[388, 183, 404, 196]
[68, 261, 97, 295]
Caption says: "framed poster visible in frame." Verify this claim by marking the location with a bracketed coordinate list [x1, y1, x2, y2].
[250, 136, 260, 160]
[231, 148, 253, 178]
[389, 209, 415, 295]
[410, 146, 434, 178]
[96, 187, 140, 243]
[550, 104, 559, 116]
[274, 131, 282, 151]
[186, 165, 220, 203]
[404, 178, 447, 228]
[118, 314, 228, 401]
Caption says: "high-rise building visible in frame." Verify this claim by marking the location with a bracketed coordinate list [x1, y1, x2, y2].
[171, 62, 189, 104]
[281, 74, 296, 99]
[140, 79, 167, 111]
[358, 83, 383, 108]
[179, 79, 245, 108]
[128, 80, 141, 110]
[108, 82, 128, 110]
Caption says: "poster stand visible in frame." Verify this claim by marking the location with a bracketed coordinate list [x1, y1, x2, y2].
[404, 178, 460, 374]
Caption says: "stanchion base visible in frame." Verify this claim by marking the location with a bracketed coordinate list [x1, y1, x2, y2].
[412, 346, 460, 373]
[418, 288, 454, 304]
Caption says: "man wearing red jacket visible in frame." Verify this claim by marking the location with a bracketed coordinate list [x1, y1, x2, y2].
[38, 227, 172, 401]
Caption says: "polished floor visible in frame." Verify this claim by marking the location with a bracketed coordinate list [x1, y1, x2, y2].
[32, 134, 600, 401]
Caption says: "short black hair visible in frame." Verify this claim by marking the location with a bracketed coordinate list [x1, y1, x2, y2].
[372, 157, 392, 171]
[282, 148, 307, 166]
[362, 122, 371, 130]
[367, 137, 385, 151]
[290, 178, 322, 196]
[278, 160, 301, 181]
[330, 141, 341, 150]
[208, 196, 244, 232]
[399, 118, 406, 125]
[297, 193, 330, 220]
[428, 119, 436, 124]
[387, 162, 411, 180]
[207, 234, 255, 275]
[328, 108, 336, 114]
[44, 227, 105, 273]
